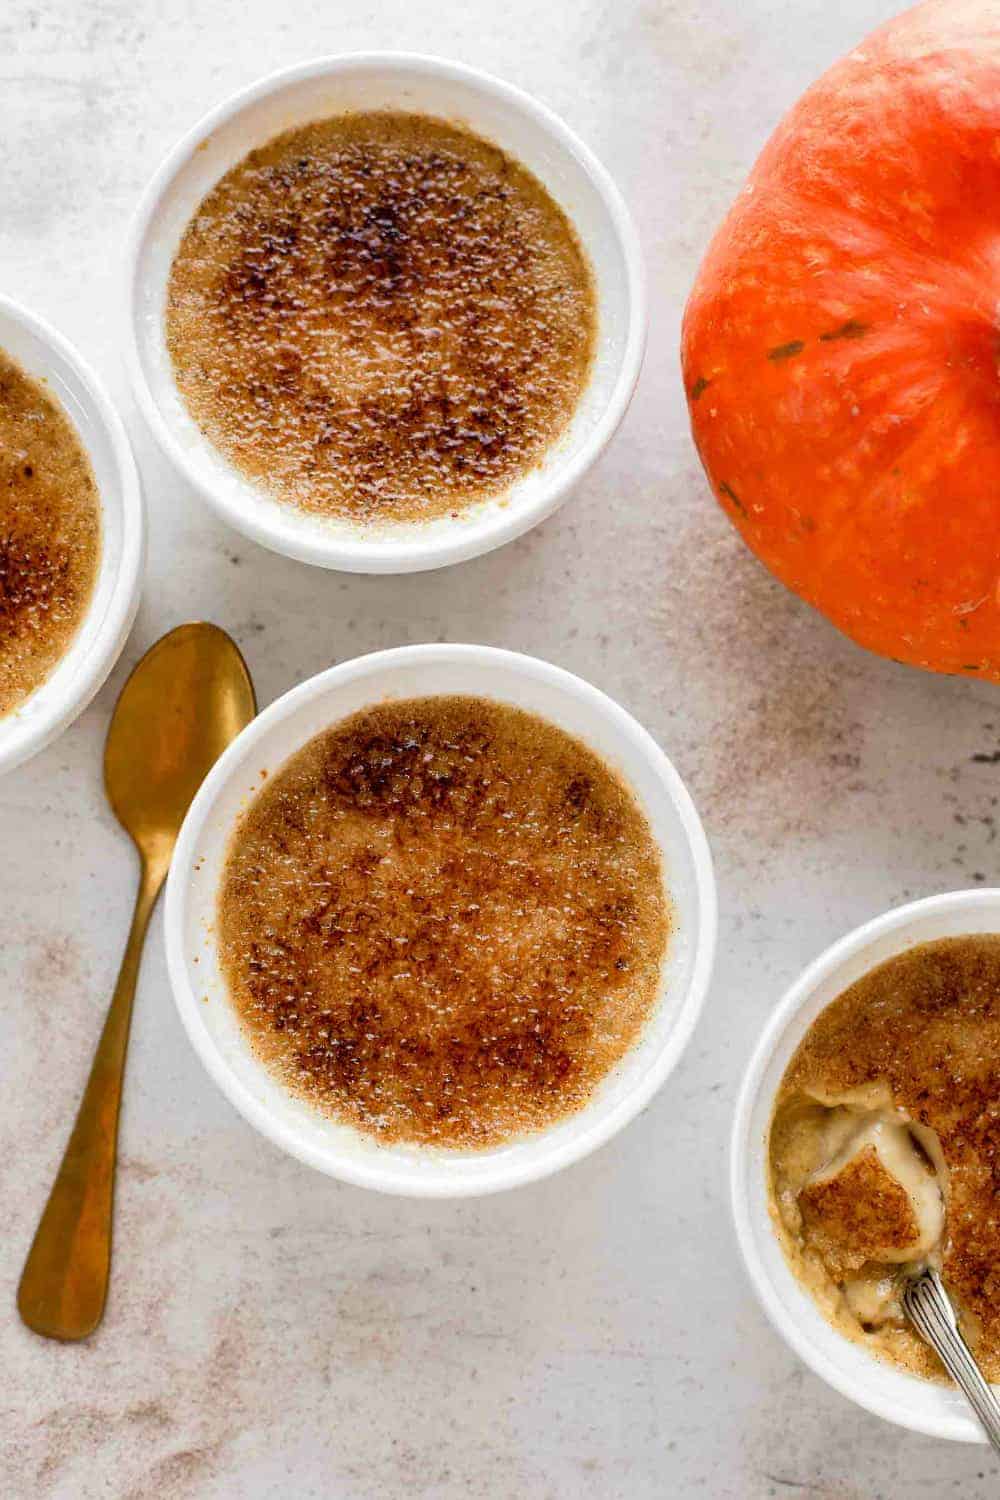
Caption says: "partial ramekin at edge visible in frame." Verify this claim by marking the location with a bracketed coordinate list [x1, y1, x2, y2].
[164, 644, 716, 1197]
[731, 888, 1000, 1443]
[124, 53, 646, 574]
[0, 295, 144, 776]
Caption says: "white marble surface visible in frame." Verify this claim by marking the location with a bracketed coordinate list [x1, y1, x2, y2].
[2, 1, 999, 1495]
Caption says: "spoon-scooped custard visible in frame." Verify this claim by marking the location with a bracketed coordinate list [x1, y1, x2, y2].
[0, 348, 101, 717]
[166, 111, 597, 525]
[769, 935, 1000, 1381]
[218, 695, 669, 1148]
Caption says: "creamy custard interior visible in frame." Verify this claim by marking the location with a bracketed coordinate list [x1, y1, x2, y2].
[768, 935, 1000, 1383]
[771, 1085, 947, 1355]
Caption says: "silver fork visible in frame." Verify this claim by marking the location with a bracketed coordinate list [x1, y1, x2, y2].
[902, 1268, 1000, 1452]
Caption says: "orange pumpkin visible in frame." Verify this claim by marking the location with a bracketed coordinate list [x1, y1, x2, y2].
[682, 0, 1000, 678]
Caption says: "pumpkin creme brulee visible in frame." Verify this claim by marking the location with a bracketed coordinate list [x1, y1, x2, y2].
[769, 935, 1000, 1381]
[218, 695, 670, 1149]
[166, 111, 596, 525]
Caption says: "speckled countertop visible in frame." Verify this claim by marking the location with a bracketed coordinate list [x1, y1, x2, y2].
[2, 1, 998, 1495]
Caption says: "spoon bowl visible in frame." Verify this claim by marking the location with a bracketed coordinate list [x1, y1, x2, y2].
[105, 624, 258, 858]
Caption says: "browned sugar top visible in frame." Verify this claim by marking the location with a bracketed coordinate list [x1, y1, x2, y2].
[775, 935, 1000, 1380]
[0, 348, 101, 717]
[796, 1146, 921, 1281]
[165, 111, 596, 524]
[218, 696, 669, 1149]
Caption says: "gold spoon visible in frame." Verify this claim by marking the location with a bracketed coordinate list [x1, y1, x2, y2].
[17, 622, 256, 1341]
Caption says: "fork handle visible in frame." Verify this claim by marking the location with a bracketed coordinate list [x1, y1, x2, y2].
[16, 857, 165, 1341]
[904, 1269, 1000, 1452]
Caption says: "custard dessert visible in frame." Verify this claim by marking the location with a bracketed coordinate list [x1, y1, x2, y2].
[218, 695, 669, 1148]
[769, 935, 1000, 1381]
[0, 348, 101, 717]
[166, 111, 597, 525]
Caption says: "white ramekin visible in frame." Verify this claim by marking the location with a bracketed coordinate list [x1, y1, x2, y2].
[732, 888, 1000, 1444]
[0, 296, 144, 776]
[164, 644, 715, 1196]
[124, 53, 646, 574]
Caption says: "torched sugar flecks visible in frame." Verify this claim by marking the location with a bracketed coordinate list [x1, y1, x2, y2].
[166, 111, 598, 525]
[218, 695, 670, 1149]
[0, 349, 101, 717]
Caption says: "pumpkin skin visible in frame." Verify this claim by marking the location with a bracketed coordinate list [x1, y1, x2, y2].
[682, 0, 1000, 679]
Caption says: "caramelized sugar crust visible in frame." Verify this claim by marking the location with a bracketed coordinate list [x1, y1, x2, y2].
[218, 696, 669, 1148]
[0, 349, 101, 717]
[772, 936, 1000, 1380]
[166, 111, 597, 524]
[797, 1145, 921, 1281]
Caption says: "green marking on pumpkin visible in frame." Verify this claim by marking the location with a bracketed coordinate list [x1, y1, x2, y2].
[767, 340, 805, 362]
[690, 376, 711, 401]
[719, 482, 746, 516]
[819, 319, 869, 343]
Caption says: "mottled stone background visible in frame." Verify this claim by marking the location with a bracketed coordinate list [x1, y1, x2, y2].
[2, 1, 998, 1495]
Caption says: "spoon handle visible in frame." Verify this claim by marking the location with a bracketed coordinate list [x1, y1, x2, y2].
[903, 1269, 1000, 1453]
[17, 857, 166, 1341]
